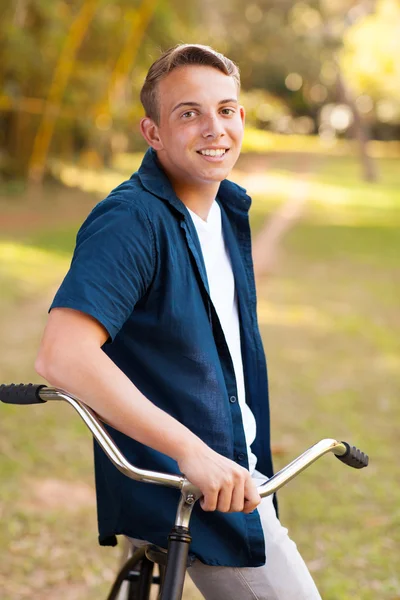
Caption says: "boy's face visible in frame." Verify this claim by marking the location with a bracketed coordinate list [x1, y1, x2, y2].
[141, 65, 245, 187]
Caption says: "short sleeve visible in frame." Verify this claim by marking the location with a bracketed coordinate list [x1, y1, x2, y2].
[50, 197, 156, 341]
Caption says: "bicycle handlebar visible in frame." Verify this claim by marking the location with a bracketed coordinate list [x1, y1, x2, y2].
[0, 383, 369, 500]
[0, 383, 47, 404]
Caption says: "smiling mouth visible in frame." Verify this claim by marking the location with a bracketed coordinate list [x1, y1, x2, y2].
[197, 148, 229, 157]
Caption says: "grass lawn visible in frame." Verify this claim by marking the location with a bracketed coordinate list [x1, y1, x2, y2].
[0, 146, 399, 599]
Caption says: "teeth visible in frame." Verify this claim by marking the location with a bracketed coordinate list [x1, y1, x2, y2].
[200, 148, 226, 157]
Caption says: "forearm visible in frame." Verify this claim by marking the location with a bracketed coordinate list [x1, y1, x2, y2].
[35, 309, 261, 513]
[35, 343, 204, 465]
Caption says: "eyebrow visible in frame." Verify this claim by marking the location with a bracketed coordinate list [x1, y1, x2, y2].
[171, 98, 238, 114]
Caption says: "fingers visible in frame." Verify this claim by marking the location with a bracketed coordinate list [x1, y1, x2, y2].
[226, 476, 245, 512]
[201, 473, 237, 512]
[201, 476, 235, 512]
[179, 445, 261, 514]
[201, 470, 251, 513]
[200, 481, 220, 512]
[243, 477, 261, 514]
[215, 484, 234, 513]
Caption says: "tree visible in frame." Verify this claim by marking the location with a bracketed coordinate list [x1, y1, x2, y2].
[340, 0, 400, 124]
[28, 0, 100, 184]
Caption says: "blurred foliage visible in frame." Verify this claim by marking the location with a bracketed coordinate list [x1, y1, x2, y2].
[341, 0, 400, 123]
[0, 0, 399, 179]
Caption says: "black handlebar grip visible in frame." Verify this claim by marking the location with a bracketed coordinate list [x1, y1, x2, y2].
[0, 384, 47, 405]
[336, 441, 369, 469]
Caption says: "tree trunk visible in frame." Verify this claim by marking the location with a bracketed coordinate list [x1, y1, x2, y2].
[27, 0, 99, 185]
[2, 109, 34, 178]
[336, 67, 378, 183]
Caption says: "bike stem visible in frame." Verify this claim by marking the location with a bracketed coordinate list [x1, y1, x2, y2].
[160, 481, 201, 600]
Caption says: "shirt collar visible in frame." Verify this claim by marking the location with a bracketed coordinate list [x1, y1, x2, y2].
[136, 147, 252, 218]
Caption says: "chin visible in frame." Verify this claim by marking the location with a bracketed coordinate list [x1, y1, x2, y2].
[212, 169, 232, 181]
[201, 164, 232, 179]
[197, 172, 229, 184]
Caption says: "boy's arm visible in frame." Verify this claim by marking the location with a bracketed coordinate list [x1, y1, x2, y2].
[36, 307, 260, 514]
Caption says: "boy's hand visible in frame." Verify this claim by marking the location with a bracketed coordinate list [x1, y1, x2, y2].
[177, 443, 261, 513]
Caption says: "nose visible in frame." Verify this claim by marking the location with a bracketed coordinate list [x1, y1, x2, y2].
[201, 113, 225, 139]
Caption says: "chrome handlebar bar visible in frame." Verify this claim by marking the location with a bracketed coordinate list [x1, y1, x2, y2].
[37, 387, 367, 501]
[0, 383, 369, 529]
[40, 387, 185, 490]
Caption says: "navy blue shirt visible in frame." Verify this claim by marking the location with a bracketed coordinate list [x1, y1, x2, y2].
[51, 148, 274, 567]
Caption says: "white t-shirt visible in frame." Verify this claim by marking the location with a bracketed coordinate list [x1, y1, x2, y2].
[187, 201, 258, 473]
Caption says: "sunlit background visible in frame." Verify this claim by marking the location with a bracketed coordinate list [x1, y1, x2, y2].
[1, 1, 399, 599]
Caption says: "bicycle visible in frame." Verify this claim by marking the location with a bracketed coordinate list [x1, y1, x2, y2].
[0, 383, 369, 600]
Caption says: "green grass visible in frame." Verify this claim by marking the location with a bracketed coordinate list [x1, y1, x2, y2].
[0, 148, 399, 598]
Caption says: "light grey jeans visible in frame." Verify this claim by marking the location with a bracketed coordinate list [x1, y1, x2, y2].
[128, 471, 322, 600]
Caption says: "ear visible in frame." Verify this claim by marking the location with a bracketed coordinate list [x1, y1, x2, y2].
[140, 117, 164, 150]
[239, 105, 245, 126]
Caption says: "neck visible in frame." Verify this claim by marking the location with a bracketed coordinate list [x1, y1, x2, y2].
[156, 153, 220, 221]
[173, 180, 218, 221]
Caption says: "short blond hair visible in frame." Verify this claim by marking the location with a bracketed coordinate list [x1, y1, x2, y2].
[140, 44, 241, 124]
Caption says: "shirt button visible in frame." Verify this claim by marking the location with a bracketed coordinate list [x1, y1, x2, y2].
[237, 453, 245, 461]
[229, 396, 237, 403]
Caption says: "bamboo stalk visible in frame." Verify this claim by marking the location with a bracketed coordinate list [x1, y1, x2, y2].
[28, 0, 99, 184]
[96, 0, 158, 119]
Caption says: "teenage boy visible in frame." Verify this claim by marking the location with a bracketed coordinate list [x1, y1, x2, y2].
[36, 44, 321, 599]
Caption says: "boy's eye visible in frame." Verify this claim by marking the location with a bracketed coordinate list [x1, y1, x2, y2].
[221, 108, 235, 115]
[182, 111, 196, 118]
